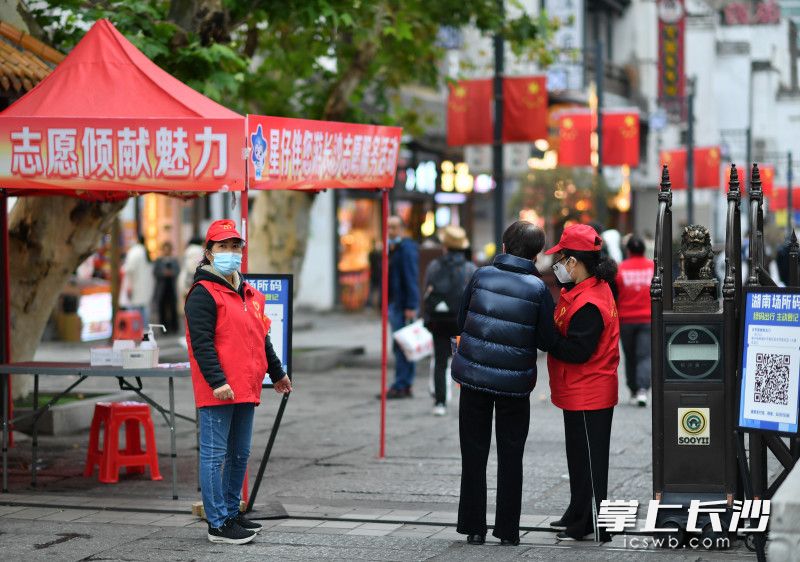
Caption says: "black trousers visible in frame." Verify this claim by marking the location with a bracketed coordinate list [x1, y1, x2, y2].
[457, 386, 530, 541]
[560, 407, 614, 541]
[620, 323, 652, 394]
[432, 331, 452, 405]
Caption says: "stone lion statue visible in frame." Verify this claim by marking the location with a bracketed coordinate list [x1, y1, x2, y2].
[677, 224, 714, 280]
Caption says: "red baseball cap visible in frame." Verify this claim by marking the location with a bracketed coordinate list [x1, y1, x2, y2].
[205, 219, 243, 246]
[544, 224, 603, 255]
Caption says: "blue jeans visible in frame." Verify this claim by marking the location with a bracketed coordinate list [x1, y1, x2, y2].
[389, 302, 416, 390]
[198, 403, 255, 528]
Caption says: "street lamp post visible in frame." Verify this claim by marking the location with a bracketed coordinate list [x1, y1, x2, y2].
[686, 76, 695, 226]
[492, 0, 505, 251]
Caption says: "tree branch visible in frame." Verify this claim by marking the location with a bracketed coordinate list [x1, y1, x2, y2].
[321, 3, 387, 121]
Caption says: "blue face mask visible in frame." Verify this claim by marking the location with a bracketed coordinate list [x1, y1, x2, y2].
[213, 252, 242, 276]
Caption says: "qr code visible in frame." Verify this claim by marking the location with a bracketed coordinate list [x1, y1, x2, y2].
[754, 353, 790, 405]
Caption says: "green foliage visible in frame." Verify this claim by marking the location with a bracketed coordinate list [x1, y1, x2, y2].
[30, 0, 556, 126]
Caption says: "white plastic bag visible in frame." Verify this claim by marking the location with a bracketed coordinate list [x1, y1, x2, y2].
[393, 319, 434, 362]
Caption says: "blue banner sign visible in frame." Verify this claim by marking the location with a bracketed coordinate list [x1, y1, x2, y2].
[243, 274, 293, 386]
[738, 287, 800, 435]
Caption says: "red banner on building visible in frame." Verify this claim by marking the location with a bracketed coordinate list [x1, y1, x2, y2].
[602, 111, 640, 167]
[0, 118, 245, 192]
[447, 80, 492, 146]
[658, 0, 686, 118]
[659, 146, 721, 189]
[247, 115, 402, 190]
[502, 76, 548, 143]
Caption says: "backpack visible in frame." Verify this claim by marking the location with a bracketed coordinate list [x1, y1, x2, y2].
[424, 255, 467, 330]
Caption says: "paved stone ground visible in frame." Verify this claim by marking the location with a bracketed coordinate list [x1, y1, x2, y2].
[0, 310, 760, 560]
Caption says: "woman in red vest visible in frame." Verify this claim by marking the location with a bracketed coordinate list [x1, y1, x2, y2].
[185, 219, 292, 545]
[544, 224, 620, 542]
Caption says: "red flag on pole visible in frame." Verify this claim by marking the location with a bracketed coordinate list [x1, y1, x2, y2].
[447, 79, 492, 146]
[601, 111, 640, 167]
[558, 112, 592, 166]
[759, 164, 775, 197]
[694, 146, 721, 188]
[660, 148, 687, 189]
[502, 76, 548, 142]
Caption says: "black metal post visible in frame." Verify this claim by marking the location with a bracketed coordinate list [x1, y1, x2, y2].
[788, 151, 794, 236]
[492, 0, 505, 250]
[686, 77, 695, 226]
[595, 40, 606, 226]
[723, 164, 743, 503]
[651, 165, 673, 498]
[246, 393, 290, 513]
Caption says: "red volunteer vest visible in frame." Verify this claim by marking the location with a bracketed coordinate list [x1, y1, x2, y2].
[615, 256, 654, 324]
[186, 279, 271, 408]
[547, 277, 620, 411]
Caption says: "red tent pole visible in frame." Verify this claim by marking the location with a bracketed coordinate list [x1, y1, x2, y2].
[241, 188, 249, 273]
[379, 188, 389, 458]
[239, 187, 249, 498]
[1, 190, 10, 490]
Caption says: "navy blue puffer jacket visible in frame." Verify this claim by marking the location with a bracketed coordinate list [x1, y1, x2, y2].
[451, 253, 556, 397]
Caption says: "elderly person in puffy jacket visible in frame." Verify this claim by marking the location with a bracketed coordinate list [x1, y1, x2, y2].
[451, 220, 557, 546]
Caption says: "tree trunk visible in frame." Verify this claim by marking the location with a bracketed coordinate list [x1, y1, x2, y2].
[247, 191, 313, 280]
[8, 196, 126, 398]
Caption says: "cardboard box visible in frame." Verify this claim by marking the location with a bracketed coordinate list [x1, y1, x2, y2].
[122, 348, 158, 369]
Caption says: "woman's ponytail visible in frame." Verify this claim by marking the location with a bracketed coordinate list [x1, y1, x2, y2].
[593, 256, 618, 284]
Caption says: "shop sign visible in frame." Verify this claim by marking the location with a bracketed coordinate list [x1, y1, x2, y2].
[248, 115, 402, 190]
[658, 0, 685, 119]
[405, 160, 437, 194]
[722, 1, 781, 26]
[0, 117, 244, 192]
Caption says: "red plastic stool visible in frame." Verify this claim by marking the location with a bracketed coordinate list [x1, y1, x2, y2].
[84, 401, 163, 483]
[113, 309, 144, 340]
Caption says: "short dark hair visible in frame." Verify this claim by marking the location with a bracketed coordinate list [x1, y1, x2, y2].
[626, 235, 645, 256]
[502, 221, 545, 260]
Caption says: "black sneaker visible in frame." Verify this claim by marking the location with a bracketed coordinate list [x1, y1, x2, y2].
[230, 513, 263, 532]
[207, 519, 256, 544]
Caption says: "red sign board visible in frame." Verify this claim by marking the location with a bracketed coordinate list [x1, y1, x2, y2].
[0, 118, 245, 192]
[658, 0, 685, 118]
[248, 115, 402, 190]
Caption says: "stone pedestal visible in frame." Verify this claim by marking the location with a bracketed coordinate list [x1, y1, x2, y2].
[673, 278, 720, 313]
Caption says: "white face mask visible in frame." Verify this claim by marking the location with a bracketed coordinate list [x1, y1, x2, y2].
[552, 258, 574, 284]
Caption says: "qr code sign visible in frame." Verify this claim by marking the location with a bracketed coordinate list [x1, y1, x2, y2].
[754, 353, 790, 405]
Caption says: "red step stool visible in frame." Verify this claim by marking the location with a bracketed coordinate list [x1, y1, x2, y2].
[113, 309, 144, 341]
[84, 401, 163, 483]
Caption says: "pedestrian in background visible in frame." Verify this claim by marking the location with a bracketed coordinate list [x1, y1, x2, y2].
[422, 225, 477, 416]
[153, 241, 180, 333]
[178, 236, 205, 318]
[185, 219, 291, 545]
[121, 234, 154, 327]
[452, 220, 556, 546]
[616, 235, 654, 407]
[383, 215, 419, 399]
[544, 224, 620, 543]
